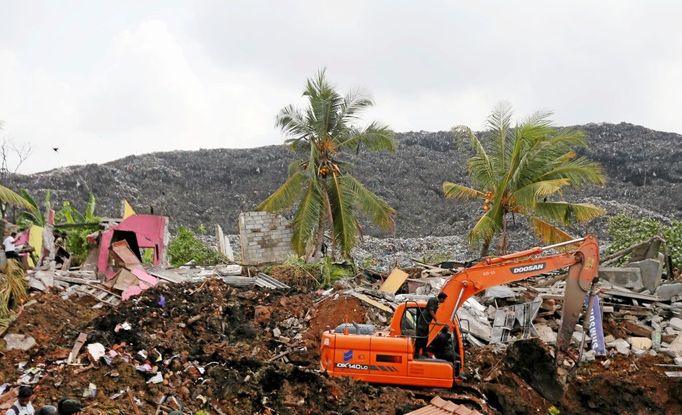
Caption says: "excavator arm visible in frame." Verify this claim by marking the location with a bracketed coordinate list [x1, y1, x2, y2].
[427, 235, 600, 353]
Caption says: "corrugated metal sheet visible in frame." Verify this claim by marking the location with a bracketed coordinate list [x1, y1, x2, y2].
[406, 397, 483, 415]
[255, 273, 290, 289]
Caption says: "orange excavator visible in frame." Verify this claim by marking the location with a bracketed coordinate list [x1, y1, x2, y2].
[320, 235, 599, 388]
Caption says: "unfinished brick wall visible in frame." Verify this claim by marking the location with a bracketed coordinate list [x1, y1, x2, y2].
[238, 211, 293, 265]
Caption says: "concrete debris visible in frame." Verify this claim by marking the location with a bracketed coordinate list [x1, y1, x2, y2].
[628, 258, 663, 292]
[629, 336, 653, 351]
[599, 267, 644, 290]
[2, 334, 36, 351]
[669, 317, 682, 332]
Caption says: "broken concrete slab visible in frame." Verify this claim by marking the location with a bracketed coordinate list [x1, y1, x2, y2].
[669, 317, 682, 331]
[484, 285, 515, 299]
[656, 283, 682, 302]
[3, 333, 36, 351]
[457, 298, 492, 342]
[535, 324, 557, 344]
[628, 337, 653, 351]
[628, 258, 663, 292]
[608, 338, 631, 355]
[215, 265, 242, 276]
[599, 267, 643, 291]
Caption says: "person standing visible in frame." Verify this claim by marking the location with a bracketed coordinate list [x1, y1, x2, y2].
[3, 232, 19, 260]
[6, 385, 35, 415]
[414, 292, 447, 357]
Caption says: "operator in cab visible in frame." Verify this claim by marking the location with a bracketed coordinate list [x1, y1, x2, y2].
[415, 292, 447, 358]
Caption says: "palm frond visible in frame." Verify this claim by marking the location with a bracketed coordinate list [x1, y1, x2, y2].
[534, 201, 606, 225]
[539, 157, 606, 186]
[0, 185, 33, 210]
[465, 128, 496, 189]
[328, 173, 357, 257]
[339, 122, 396, 152]
[0, 260, 28, 319]
[331, 89, 374, 137]
[256, 170, 307, 213]
[468, 212, 498, 246]
[511, 178, 570, 209]
[530, 217, 575, 244]
[487, 102, 513, 171]
[442, 182, 484, 200]
[291, 182, 323, 256]
[277, 105, 313, 144]
[343, 175, 396, 232]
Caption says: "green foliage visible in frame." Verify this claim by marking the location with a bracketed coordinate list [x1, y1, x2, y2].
[606, 214, 682, 269]
[141, 248, 155, 265]
[320, 256, 353, 287]
[421, 251, 452, 265]
[54, 194, 101, 265]
[257, 70, 396, 260]
[196, 224, 208, 235]
[63, 225, 99, 265]
[0, 260, 28, 330]
[283, 255, 353, 287]
[17, 189, 50, 228]
[168, 226, 225, 267]
[548, 406, 561, 415]
[443, 103, 606, 255]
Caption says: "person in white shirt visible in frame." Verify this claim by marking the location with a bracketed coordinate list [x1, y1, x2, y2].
[6, 385, 35, 415]
[3, 232, 19, 260]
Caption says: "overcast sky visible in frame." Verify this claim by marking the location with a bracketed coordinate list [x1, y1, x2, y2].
[1, 1, 681, 174]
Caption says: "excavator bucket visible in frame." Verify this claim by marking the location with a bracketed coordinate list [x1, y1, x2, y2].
[556, 236, 599, 358]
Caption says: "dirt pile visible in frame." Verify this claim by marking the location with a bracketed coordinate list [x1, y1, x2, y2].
[2, 276, 682, 414]
[466, 338, 682, 415]
[2, 280, 421, 414]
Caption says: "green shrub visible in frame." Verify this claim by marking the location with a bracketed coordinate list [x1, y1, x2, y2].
[168, 226, 225, 267]
[606, 214, 682, 269]
[63, 225, 99, 265]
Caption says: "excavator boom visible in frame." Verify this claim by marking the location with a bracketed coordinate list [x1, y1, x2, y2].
[428, 235, 599, 348]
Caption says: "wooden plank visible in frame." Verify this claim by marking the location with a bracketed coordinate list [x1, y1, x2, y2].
[379, 268, 409, 294]
[665, 371, 682, 378]
[349, 292, 393, 313]
[68, 332, 88, 364]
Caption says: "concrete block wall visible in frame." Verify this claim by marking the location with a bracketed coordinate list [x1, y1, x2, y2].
[238, 211, 293, 265]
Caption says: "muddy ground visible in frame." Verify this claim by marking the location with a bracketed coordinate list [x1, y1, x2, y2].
[1, 277, 681, 414]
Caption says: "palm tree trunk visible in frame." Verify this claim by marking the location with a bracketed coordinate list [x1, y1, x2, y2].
[480, 239, 491, 258]
[499, 215, 508, 255]
[0, 218, 6, 268]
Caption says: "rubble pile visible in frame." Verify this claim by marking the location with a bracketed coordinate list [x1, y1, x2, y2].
[2, 219, 681, 414]
[1, 280, 423, 414]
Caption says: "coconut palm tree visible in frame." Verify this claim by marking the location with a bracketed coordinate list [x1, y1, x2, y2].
[443, 104, 606, 256]
[257, 70, 396, 259]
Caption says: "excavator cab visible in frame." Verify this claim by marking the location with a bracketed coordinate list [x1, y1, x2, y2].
[395, 302, 464, 376]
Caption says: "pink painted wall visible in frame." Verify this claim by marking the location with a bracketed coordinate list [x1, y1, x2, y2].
[97, 214, 169, 278]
